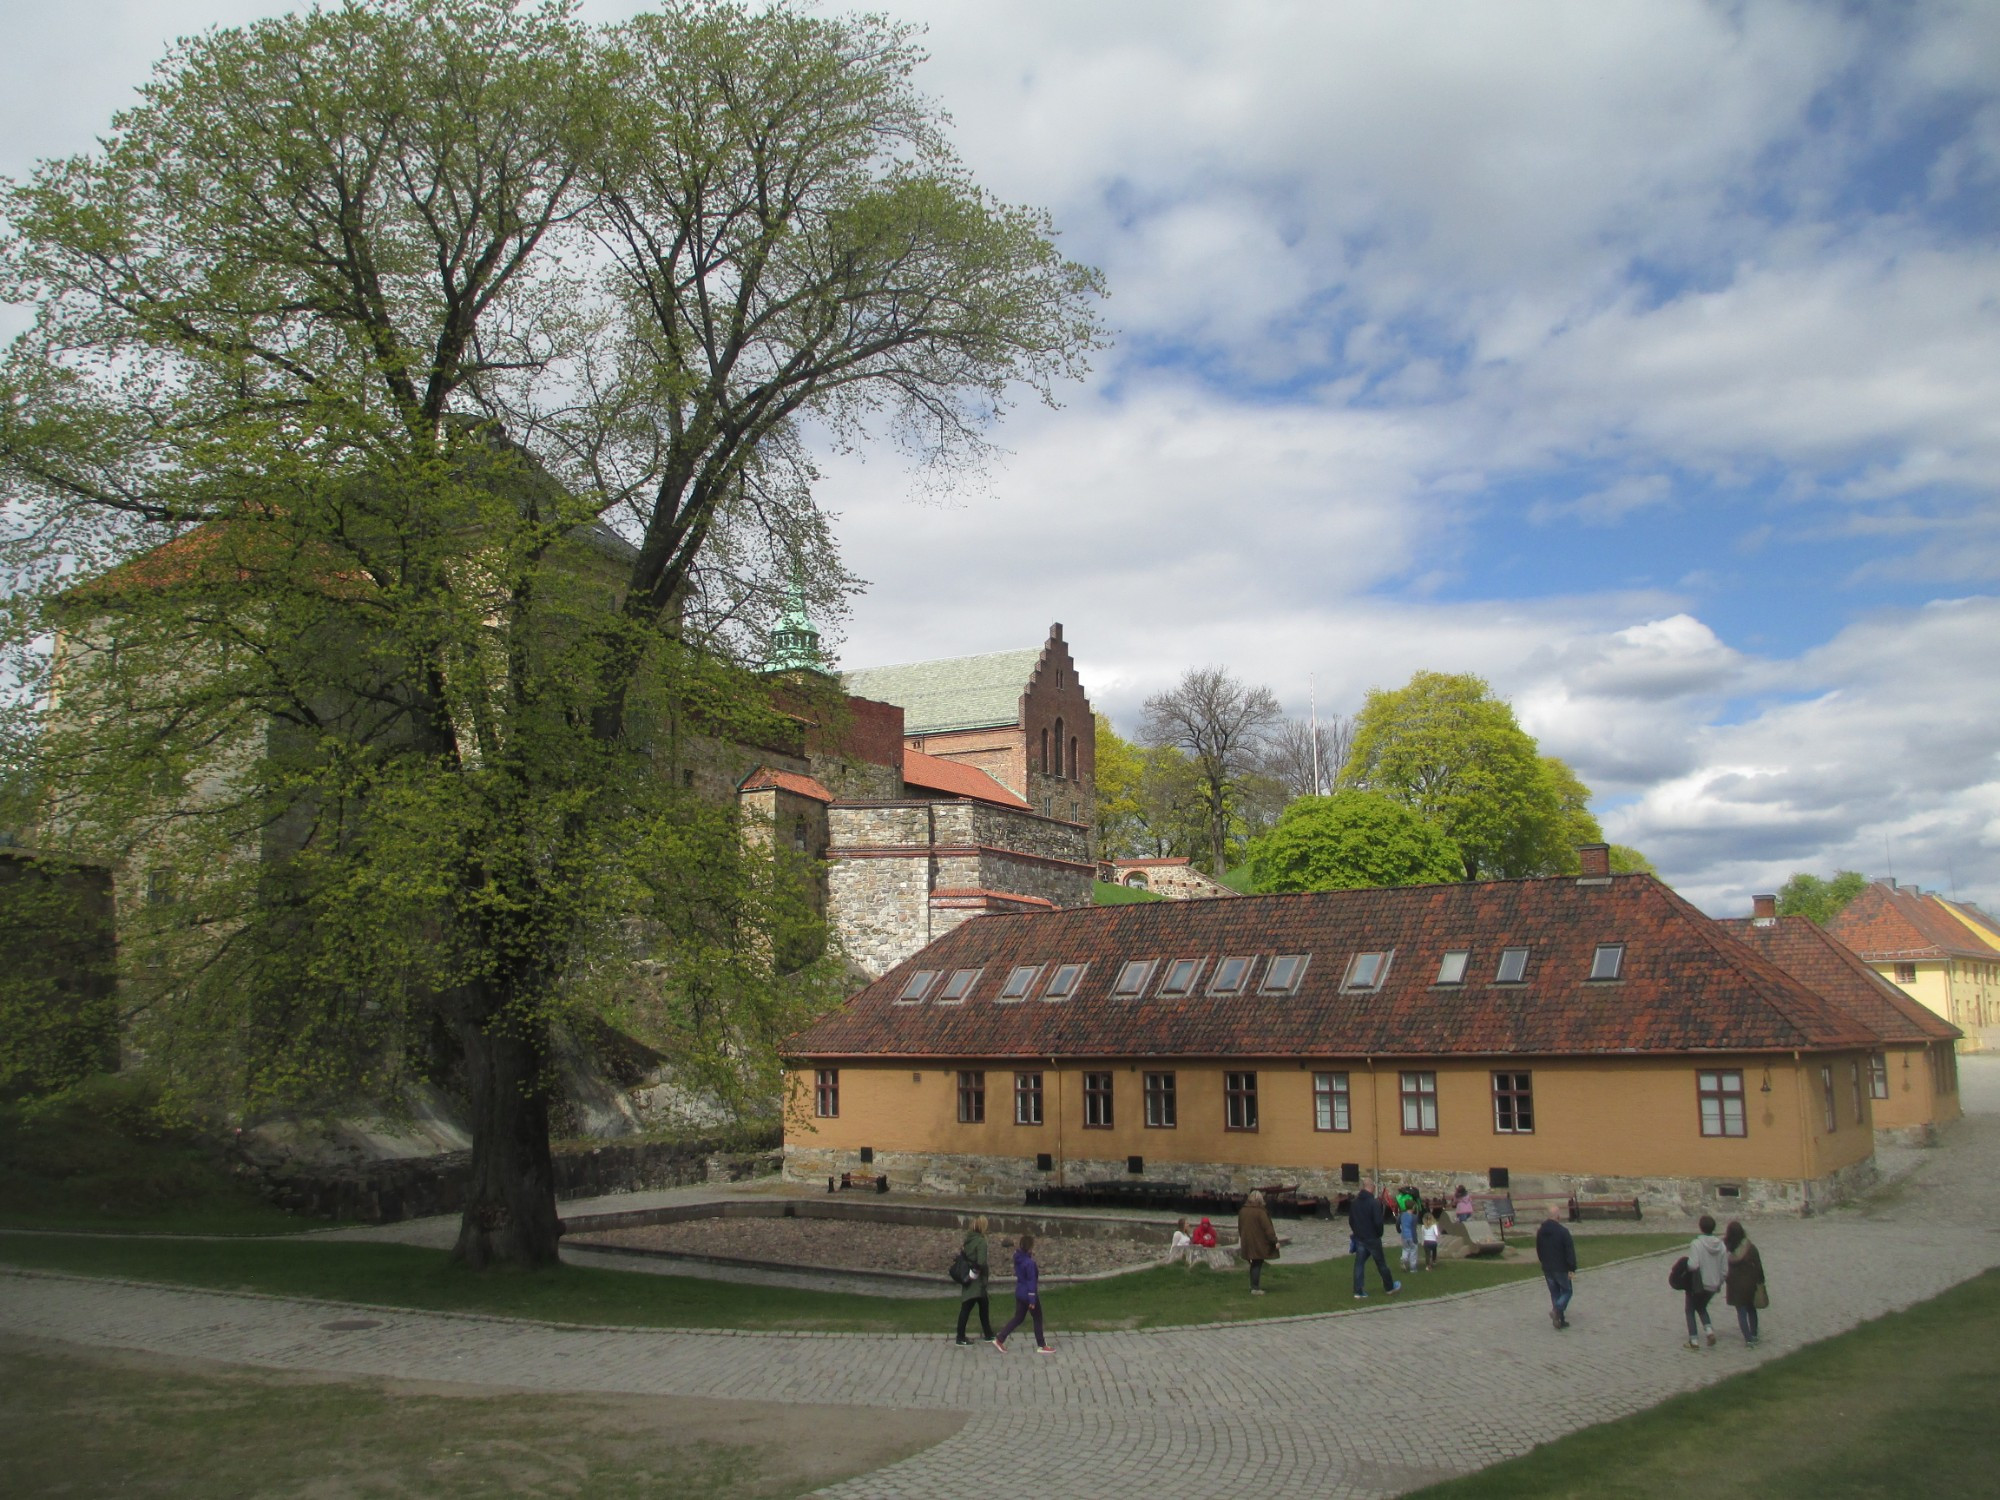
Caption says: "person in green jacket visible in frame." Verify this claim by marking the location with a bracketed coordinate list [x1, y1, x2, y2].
[955, 1216, 995, 1346]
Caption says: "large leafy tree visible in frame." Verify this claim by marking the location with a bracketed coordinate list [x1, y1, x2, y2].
[1139, 666, 1282, 876]
[0, 0, 1102, 1268]
[1777, 870, 1867, 925]
[1338, 671, 1602, 880]
[1248, 792, 1463, 894]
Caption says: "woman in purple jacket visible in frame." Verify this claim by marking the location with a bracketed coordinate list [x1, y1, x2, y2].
[993, 1234, 1054, 1353]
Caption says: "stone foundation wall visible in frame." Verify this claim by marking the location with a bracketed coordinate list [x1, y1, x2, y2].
[783, 1143, 1876, 1217]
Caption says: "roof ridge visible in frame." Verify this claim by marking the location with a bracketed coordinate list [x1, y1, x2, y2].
[1657, 882, 1875, 1048]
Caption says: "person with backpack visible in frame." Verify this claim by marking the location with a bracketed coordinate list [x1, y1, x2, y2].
[994, 1233, 1053, 1354]
[953, 1216, 994, 1346]
[1681, 1213, 1727, 1349]
[1723, 1220, 1767, 1346]
[1535, 1201, 1577, 1330]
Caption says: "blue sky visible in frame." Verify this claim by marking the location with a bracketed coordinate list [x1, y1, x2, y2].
[4, 0, 1998, 914]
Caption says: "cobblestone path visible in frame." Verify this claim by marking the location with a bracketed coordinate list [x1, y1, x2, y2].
[7, 1070, 1999, 1498]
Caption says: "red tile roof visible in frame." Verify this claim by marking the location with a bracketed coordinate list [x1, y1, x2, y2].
[789, 873, 1879, 1062]
[738, 766, 834, 803]
[1717, 916, 1960, 1045]
[899, 749, 1032, 810]
[1825, 882, 2000, 962]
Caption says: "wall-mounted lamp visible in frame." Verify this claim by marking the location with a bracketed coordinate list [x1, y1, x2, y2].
[1759, 1067, 1773, 1094]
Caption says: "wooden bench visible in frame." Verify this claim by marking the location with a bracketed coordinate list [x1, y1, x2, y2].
[839, 1171, 888, 1193]
[1575, 1195, 1642, 1221]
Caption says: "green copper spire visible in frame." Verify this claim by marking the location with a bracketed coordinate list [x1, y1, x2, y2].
[765, 584, 826, 674]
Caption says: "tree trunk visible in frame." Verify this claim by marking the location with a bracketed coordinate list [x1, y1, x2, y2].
[451, 1010, 563, 1269]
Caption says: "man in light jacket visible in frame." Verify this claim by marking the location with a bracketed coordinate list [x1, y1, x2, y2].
[1535, 1202, 1577, 1330]
[1685, 1213, 1727, 1349]
[1347, 1179, 1401, 1299]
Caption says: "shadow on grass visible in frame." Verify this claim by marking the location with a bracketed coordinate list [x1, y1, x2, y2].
[0, 1229, 1683, 1334]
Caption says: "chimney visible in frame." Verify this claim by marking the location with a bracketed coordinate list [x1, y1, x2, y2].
[1751, 893, 1777, 926]
[1576, 843, 1611, 880]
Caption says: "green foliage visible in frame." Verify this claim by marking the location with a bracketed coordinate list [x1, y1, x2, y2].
[0, 1073, 300, 1233]
[0, 855, 117, 1098]
[1139, 667, 1283, 875]
[1339, 671, 1600, 880]
[0, 0, 1103, 1265]
[1092, 879, 1163, 905]
[1777, 870, 1868, 925]
[1609, 844, 1658, 876]
[1249, 791, 1465, 893]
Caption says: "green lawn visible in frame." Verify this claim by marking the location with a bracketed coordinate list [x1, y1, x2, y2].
[1092, 879, 1163, 904]
[1410, 1267, 2000, 1499]
[0, 1336, 955, 1499]
[0, 1229, 1680, 1333]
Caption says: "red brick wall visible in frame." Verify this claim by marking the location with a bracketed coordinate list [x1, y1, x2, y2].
[1021, 624, 1094, 822]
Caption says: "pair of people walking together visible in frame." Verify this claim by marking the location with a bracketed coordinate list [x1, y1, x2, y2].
[1675, 1214, 1767, 1348]
[956, 1219, 1054, 1354]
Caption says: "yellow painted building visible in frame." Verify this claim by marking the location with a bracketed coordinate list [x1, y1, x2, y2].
[1826, 880, 2000, 1043]
[788, 853, 1894, 1215]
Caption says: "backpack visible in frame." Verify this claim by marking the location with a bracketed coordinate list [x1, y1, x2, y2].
[948, 1250, 973, 1285]
[1667, 1255, 1691, 1292]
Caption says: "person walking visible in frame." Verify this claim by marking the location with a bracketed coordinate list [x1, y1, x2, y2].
[1684, 1213, 1727, 1349]
[1422, 1209, 1442, 1271]
[1398, 1196, 1421, 1274]
[954, 1216, 994, 1346]
[1536, 1201, 1577, 1330]
[1723, 1220, 1767, 1347]
[1237, 1189, 1280, 1295]
[994, 1233, 1053, 1354]
[1348, 1179, 1402, 1299]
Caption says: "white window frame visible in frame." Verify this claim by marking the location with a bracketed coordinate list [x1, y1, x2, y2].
[1343, 950, 1392, 991]
[1589, 944, 1625, 981]
[937, 967, 981, 1004]
[1111, 959, 1157, 999]
[1312, 1071, 1350, 1132]
[1157, 957, 1205, 998]
[896, 969, 939, 1004]
[1043, 963, 1086, 1001]
[1496, 947, 1530, 983]
[1435, 950, 1470, 985]
[1261, 954, 1310, 994]
[997, 964, 1042, 1002]
[1209, 955, 1253, 995]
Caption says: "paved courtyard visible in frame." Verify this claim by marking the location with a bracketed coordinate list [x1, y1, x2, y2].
[6, 1056, 1999, 1497]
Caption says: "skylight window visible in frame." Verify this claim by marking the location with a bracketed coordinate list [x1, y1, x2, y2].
[1209, 956, 1252, 995]
[1435, 951, 1469, 985]
[1590, 944, 1625, 981]
[1043, 963, 1086, 1001]
[1111, 960, 1157, 999]
[998, 964, 1042, 1001]
[896, 969, 939, 1003]
[1495, 948, 1529, 984]
[937, 967, 981, 1003]
[1157, 958, 1204, 998]
[1344, 951, 1392, 991]
[1261, 954, 1309, 994]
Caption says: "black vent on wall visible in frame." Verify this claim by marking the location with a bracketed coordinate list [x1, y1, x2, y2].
[1488, 1167, 1510, 1189]
[1126, 1155, 1144, 1175]
[1341, 1162, 1361, 1184]
[1036, 1153, 1055, 1172]
[859, 1146, 874, 1164]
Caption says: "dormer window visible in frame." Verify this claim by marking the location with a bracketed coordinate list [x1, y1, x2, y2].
[1111, 960, 1157, 999]
[1589, 944, 1625, 981]
[1043, 963, 1086, 1001]
[1261, 954, 1309, 994]
[938, 967, 981, 1003]
[1157, 958, 1204, 998]
[998, 964, 1042, 1002]
[1495, 948, 1529, 984]
[1343, 951, 1392, 991]
[897, 969, 939, 1003]
[1435, 951, 1470, 985]
[1209, 956, 1253, 995]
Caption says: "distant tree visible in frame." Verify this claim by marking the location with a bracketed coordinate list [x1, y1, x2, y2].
[1140, 667, 1283, 876]
[1265, 714, 1354, 800]
[1249, 792, 1463, 893]
[1608, 845, 1658, 876]
[1339, 671, 1577, 880]
[1092, 721, 1147, 858]
[1516, 756, 1606, 875]
[1777, 871, 1867, 925]
[1132, 745, 1209, 860]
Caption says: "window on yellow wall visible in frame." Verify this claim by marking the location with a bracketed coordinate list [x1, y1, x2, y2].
[1697, 1070, 1745, 1137]
[1084, 1072, 1113, 1127]
[1224, 1071, 1259, 1130]
[1313, 1072, 1350, 1131]
[1144, 1071, 1177, 1127]
[1869, 1053, 1889, 1099]
[1399, 1071, 1438, 1134]
[1492, 1072, 1534, 1133]
[1894, 962, 1917, 984]
[814, 1068, 839, 1118]
[1015, 1071, 1044, 1126]
[957, 1071, 985, 1124]
[1850, 1060, 1865, 1125]
[1820, 1065, 1837, 1132]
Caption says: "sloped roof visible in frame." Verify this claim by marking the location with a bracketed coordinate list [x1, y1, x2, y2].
[1718, 915, 1961, 1045]
[789, 873, 1878, 1061]
[1937, 898, 2000, 953]
[843, 647, 1042, 734]
[1826, 882, 2000, 962]
[900, 749, 1032, 810]
[738, 767, 834, 803]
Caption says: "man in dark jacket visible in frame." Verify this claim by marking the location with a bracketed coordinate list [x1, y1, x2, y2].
[1536, 1201, 1578, 1329]
[1347, 1179, 1401, 1299]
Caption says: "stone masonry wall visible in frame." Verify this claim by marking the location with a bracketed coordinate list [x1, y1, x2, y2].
[783, 1143, 1876, 1217]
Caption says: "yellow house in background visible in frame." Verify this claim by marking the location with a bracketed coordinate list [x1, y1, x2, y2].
[1826, 880, 2000, 1046]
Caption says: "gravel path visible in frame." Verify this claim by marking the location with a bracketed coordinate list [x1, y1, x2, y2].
[571, 1217, 1162, 1277]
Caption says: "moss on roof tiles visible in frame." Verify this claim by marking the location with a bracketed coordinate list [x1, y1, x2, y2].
[842, 647, 1041, 734]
